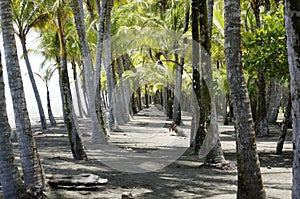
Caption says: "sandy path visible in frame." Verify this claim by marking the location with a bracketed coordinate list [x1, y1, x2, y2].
[5, 106, 292, 198]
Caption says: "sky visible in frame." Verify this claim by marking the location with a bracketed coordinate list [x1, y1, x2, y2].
[1, 31, 64, 127]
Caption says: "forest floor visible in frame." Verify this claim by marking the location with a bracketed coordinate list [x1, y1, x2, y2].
[6, 106, 293, 198]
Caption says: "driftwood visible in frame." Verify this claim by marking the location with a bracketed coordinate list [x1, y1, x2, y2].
[47, 173, 108, 188]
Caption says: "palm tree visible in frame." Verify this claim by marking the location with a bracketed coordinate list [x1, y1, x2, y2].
[35, 66, 57, 126]
[276, 90, 291, 155]
[95, 0, 108, 136]
[191, 0, 203, 153]
[36, 29, 67, 122]
[104, 0, 118, 131]
[224, 0, 266, 198]
[71, 0, 106, 144]
[12, 0, 48, 130]
[0, 0, 46, 195]
[36, 0, 87, 160]
[0, 49, 26, 199]
[56, 0, 87, 160]
[199, 0, 226, 164]
[284, 0, 300, 197]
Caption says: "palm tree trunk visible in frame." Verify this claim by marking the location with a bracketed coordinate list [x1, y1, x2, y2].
[0, 50, 26, 199]
[198, 0, 225, 164]
[256, 67, 269, 136]
[46, 85, 57, 126]
[145, 84, 149, 108]
[20, 38, 47, 130]
[95, 0, 108, 136]
[57, 6, 87, 160]
[267, 78, 283, 124]
[0, 0, 46, 193]
[72, 0, 106, 144]
[137, 86, 143, 111]
[173, 53, 183, 125]
[57, 65, 67, 124]
[117, 57, 130, 123]
[167, 87, 173, 119]
[191, 0, 203, 153]
[276, 91, 291, 155]
[224, 0, 266, 198]
[104, 0, 118, 130]
[284, 1, 300, 197]
[207, 0, 214, 37]
[72, 60, 84, 118]
[122, 54, 133, 120]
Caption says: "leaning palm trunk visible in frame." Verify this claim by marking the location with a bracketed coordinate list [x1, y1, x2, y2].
[116, 57, 130, 124]
[173, 53, 183, 125]
[72, 0, 106, 144]
[104, 0, 118, 131]
[0, 50, 26, 199]
[0, 0, 46, 193]
[276, 91, 291, 155]
[224, 0, 266, 198]
[284, 0, 300, 198]
[46, 84, 57, 126]
[60, 52, 87, 160]
[57, 63, 67, 124]
[267, 78, 283, 124]
[20, 38, 47, 130]
[95, 0, 108, 136]
[201, 0, 226, 165]
[256, 67, 269, 136]
[191, 0, 202, 152]
[57, 7, 87, 160]
[71, 60, 84, 118]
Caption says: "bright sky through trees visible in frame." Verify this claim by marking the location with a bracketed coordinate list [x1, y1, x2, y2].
[0, 31, 63, 126]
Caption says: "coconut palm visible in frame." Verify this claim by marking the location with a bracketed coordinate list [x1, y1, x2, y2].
[95, 0, 109, 136]
[12, 0, 48, 130]
[0, 49, 27, 199]
[35, 66, 57, 126]
[104, 0, 119, 131]
[71, 0, 107, 143]
[35, 28, 68, 122]
[56, 0, 87, 160]
[0, 0, 46, 195]
[35, 0, 87, 160]
[284, 0, 300, 197]
[224, 0, 266, 198]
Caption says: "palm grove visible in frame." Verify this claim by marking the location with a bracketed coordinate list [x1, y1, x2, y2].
[0, 0, 299, 198]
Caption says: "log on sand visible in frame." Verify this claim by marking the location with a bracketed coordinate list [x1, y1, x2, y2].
[47, 173, 108, 188]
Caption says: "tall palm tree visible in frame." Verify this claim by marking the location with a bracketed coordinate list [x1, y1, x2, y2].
[199, 0, 226, 164]
[0, 49, 26, 199]
[104, 0, 118, 131]
[56, 0, 87, 160]
[36, 29, 67, 122]
[224, 0, 266, 198]
[0, 0, 46, 194]
[35, 66, 57, 126]
[191, 0, 204, 153]
[95, 0, 108, 136]
[284, 0, 300, 197]
[12, 0, 48, 130]
[71, 0, 106, 144]
[35, 0, 87, 160]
